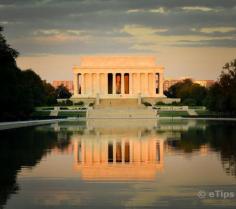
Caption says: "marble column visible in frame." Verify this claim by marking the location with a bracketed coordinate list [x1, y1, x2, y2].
[90, 73, 94, 96]
[153, 73, 156, 96]
[105, 73, 108, 95]
[113, 73, 116, 95]
[137, 73, 141, 94]
[91, 73, 93, 96]
[129, 73, 133, 95]
[121, 73, 124, 95]
[81, 73, 84, 95]
[145, 73, 148, 96]
[96, 73, 100, 94]
[73, 73, 78, 95]
[159, 73, 163, 95]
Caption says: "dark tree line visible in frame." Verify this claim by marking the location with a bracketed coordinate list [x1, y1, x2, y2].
[0, 26, 71, 121]
[165, 59, 236, 114]
[164, 79, 207, 106]
[205, 60, 236, 113]
[55, 84, 72, 99]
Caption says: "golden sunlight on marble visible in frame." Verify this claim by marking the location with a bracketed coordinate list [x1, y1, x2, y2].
[72, 56, 165, 99]
[72, 123, 164, 181]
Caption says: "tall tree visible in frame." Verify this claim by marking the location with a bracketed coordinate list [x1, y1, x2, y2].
[0, 26, 22, 120]
[55, 85, 72, 99]
[43, 81, 57, 105]
[165, 79, 207, 105]
[0, 26, 57, 121]
[206, 59, 236, 113]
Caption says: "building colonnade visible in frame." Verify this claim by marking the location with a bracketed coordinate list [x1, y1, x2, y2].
[73, 72, 164, 98]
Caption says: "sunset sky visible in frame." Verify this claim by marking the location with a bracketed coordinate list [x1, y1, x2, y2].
[1, 0, 236, 82]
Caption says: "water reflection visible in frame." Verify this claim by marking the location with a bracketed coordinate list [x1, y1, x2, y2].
[72, 129, 164, 181]
[0, 126, 72, 208]
[0, 119, 235, 209]
[163, 121, 236, 177]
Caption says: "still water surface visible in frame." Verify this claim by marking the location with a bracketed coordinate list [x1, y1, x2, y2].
[0, 119, 236, 209]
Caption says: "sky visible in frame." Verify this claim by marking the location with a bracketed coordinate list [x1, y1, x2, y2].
[1, 0, 236, 82]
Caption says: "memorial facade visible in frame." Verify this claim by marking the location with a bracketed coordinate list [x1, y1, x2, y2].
[72, 56, 165, 100]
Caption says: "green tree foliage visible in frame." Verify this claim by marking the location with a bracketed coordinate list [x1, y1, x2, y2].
[55, 84, 72, 99]
[0, 26, 57, 121]
[205, 59, 236, 113]
[43, 81, 57, 105]
[0, 26, 22, 120]
[165, 79, 207, 106]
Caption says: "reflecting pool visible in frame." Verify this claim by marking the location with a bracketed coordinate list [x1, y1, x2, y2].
[0, 119, 236, 209]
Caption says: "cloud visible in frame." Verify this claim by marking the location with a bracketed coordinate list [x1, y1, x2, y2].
[149, 7, 167, 14]
[181, 6, 220, 12]
[33, 29, 86, 36]
[120, 24, 236, 51]
[33, 29, 61, 35]
[198, 27, 236, 34]
[1, 0, 236, 55]
[5, 0, 235, 82]
[121, 25, 168, 35]
[126, 9, 144, 13]
[0, 21, 8, 25]
[126, 7, 167, 14]
[11, 29, 91, 48]
[126, 7, 168, 15]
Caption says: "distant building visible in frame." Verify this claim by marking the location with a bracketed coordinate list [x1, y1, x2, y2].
[194, 80, 215, 88]
[163, 79, 180, 91]
[52, 80, 74, 93]
[163, 78, 215, 91]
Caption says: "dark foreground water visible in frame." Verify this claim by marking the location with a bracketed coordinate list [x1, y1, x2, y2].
[0, 119, 236, 209]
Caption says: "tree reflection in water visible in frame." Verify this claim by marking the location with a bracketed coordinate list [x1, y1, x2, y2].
[0, 120, 235, 208]
[165, 121, 236, 177]
[0, 126, 72, 208]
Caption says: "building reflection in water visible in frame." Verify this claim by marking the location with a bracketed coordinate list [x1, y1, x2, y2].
[72, 124, 164, 181]
[48, 119, 210, 181]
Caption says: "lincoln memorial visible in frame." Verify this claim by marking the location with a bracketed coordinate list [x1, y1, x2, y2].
[72, 56, 165, 101]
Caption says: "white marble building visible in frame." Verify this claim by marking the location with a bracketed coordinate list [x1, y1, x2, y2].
[72, 56, 165, 101]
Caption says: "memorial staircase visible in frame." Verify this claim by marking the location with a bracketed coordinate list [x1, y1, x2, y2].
[95, 98, 141, 109]
[87, 99, 158, 119]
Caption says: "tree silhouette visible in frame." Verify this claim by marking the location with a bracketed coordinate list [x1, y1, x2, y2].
[0, 26, 57, 121]
[206, 59, 236, 113]
[55, 84, 72, 99]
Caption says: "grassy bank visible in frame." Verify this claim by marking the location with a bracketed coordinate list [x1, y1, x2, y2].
[159, 111, 189, 117]
[32, 110, 86, 119]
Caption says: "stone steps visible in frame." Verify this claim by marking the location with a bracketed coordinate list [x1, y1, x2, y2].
[95, 98, 141, 109]
[187, 109, 197, 116]
[87, 108, 157, 119]
[50, 110, 59, 116]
